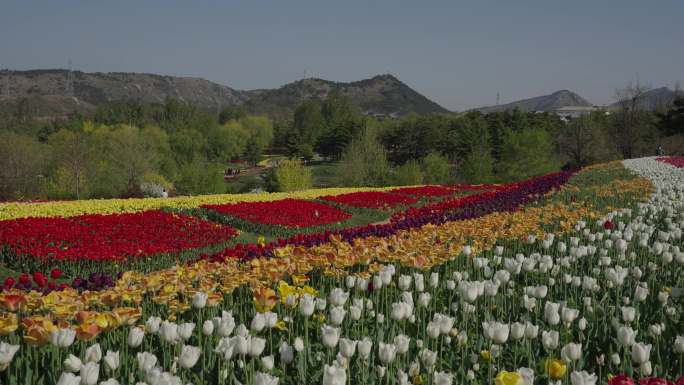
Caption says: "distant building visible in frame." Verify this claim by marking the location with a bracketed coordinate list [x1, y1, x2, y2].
[551, 106, 611, 122]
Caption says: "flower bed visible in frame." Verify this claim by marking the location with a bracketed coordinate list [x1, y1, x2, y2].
[0, 210, 238, 264]
[202, 199, 352, 228]
[0, 159, 682, 385]
[319, 191, 418, 209]
[656, 156, 684, 168]
[389, 185, 459, 197]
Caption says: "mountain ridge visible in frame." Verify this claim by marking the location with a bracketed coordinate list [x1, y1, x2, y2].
[0, 69, 449, 118]
[474, 90, 593, 113]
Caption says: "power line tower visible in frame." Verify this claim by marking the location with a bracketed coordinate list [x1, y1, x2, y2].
[496, 92, 500, 105]
[65, 59, 74, 97]
[4, 69, 9, 98]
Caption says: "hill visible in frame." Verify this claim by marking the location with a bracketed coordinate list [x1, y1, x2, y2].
[609, 87, 679, 111]
[241, 74, 450, 117]
[475, 90, 593, 113]
[0, 70, 448, 119]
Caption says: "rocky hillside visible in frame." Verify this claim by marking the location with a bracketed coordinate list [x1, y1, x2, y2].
[242, 74, 449, 117]
[609, 87, 679, 111]
[0, 70, 448, 118]
[475, 90, 593, 113]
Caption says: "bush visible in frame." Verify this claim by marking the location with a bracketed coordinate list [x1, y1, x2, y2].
[459, 148, 495, 184]
[498, 127, 559, 182]
[420, 152, 452, 184]
[175, 159, 225, 195]
[393, 160, 425, 185]
[335, 130, 390, 187]
[273, 159, 313, 192]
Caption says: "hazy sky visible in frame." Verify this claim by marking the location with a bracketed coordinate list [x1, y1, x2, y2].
[1, 0, 682, 110]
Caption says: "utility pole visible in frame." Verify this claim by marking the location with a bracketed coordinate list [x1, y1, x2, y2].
[65, 59, 74, 96]
[4, 69, 10, 98]
[496, 92, 500, 105]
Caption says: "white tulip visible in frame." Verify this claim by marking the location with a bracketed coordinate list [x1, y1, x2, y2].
[99, 379, 120, 385]
[179, 345, 201, 368]
[160, 321, 179, 344]
[56, 372, 80, 385]
[561, 307, 580, 324]
[345, 275, 356, 289]
[79, 362, 99, 385]
[279, 341, 294, 363]
[293, 337, 305, 352]
[63, 354, 82, 373]
[127, 327, 145, 348]
[378, 342, 397, 364]
[103, 350, 120, 372]
[419, 348, 437, 368]
[394, 334, 410, 354]
[191, 292, 208, 309]
[524, 323, 539, 339]
[358, 338, 373, 360]
[202, 320, 215, 336]
[329, 306, 346, 326]
[433, 371, 453, 385]
[631, 342, 651, 364]
[261, 355, 274, 371]
[299, 294, 315, 317]
[570, 371, 597, 385]
[136, 352, 157, 373]
[675, 336, 684, 353]
[517, 367, 534, 385]
[215, 311, 236, 337]
[214, 337, 235, 360]
[177, 322, 195, 341]
[250, 337, 267, 357]
[542, 330, 559, 351]
[321, 325, 340, 349]
[84, 343, 102, 363]
[329, 288, 349, 307]
[338, 338, 357, 358]
[315, 298, 327, 312]
[617, 326, 637, 347]
[50, 328, 76, 348]
[621, 307, 636, 323]
[561, 343, 582, 362]
[349, 305, 362, 321]
[510, 322, 525, 340]
[145, 316, 161, 334]
[322, 364, 346, 385]
[640, 361, 652, 376]
[255, 371, 279, 385]
[544, 302, 561, 325]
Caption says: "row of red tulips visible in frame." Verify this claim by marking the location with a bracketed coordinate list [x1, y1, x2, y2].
[0, 210, 238, 264]
[201, 199, 352, 228]
[656, 156, 684, 168]
[319, 191, 419, 209]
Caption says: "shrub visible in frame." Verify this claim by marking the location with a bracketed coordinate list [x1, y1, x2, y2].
[274, 159, 313, 192]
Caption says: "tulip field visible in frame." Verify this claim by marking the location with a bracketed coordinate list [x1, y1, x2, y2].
[1, 157, 684, 385]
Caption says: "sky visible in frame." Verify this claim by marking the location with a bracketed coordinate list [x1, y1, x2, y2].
[1, 0, 682, 111]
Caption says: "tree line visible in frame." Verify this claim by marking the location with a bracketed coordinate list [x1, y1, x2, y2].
[0, 85, 682, 201]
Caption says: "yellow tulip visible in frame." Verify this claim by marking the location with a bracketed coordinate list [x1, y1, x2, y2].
[495, 371, 523, 385]
[480, 350, 492, 362]
[546, 358, 567, 380]
[0, 313, 19, 335]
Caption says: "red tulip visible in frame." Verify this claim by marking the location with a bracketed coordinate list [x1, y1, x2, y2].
[3, 277, 15, 288]
[604, 220, 614, 230]
[50, 268, 62, 280]
[610, 375, 635, 385]
[33, 272, 47, 287]
[640, 378, 675, 385]
[674, 376, 684, 385]
[18, 274, 30, 285]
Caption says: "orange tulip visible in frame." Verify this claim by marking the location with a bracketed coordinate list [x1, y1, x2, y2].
[253, 287, 278, 313]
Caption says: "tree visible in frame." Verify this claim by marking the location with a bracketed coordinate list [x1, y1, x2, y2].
[611, 82, 657, 159]
[498, 127, 559, 182]
[218, 107, 246, 124]
[394, 160, 424, 186]
[290, 100, 324, 156]
[557, 112, 610, 168]
[106, 125, 161, 196]
[317, 93, 365, 159]
[0, 131, 48, 200]
[48, 129, 95, 199]
[657, 96, 684, 136]
[335, 129, 390, 187]
[421, 152, 452, 184]
[459, 147, 495, 184]
[273, 159, 313, 192]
